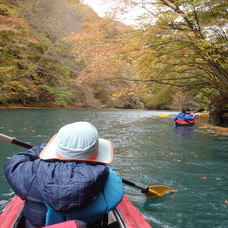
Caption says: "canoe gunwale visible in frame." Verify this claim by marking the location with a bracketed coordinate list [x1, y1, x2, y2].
[0, 195, 152, 228]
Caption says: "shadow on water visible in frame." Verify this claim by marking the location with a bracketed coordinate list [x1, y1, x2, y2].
[0, 109, 228, 227]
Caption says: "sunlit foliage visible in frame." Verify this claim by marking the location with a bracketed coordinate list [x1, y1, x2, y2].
[107, 0, 228, 122]
[0, 1, 84, 106]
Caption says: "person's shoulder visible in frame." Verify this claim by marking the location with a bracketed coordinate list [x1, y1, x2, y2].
[82, 162, 109, 173]
[42, 161, 109, 173]
[79, 162, 108, 169]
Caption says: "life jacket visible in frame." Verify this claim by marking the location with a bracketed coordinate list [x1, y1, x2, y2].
[177, 113, 187, 121]
[45, 168, 124, 226]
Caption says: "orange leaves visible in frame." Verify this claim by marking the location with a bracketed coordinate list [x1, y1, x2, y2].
[0, 14, 27, 34]
[67, 17, 113, 43]
[0, 14, 26, 26]
[66, 16, 132, 85]
[0, 24, 15, 32]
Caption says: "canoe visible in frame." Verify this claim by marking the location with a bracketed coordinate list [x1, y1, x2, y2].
[0, 195, 152, 228]
[174, 120, 195, 127]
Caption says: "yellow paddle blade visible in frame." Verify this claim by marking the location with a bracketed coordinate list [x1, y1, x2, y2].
[157, 113, 170, 117]
[146, 185, 177, 199]
[198, 113, 209, 118]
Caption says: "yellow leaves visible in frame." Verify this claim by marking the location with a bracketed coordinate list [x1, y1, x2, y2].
[0, 65, 16, 73]
[7, 81, 29, 91]
[0, 3, 18, 15]
[195, 39, 226, 62]
[112, 87, 135, 99]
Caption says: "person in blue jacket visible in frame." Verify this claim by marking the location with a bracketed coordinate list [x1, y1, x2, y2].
[4, 121, 123, 228]
[173, 108, 196, 122]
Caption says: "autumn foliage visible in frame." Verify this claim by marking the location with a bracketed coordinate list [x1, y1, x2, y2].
[1, 0, 227, 118]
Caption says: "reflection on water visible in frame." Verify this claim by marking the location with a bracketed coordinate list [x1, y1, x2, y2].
[174, 126, 193, 138]
[0, 109, 228, 227]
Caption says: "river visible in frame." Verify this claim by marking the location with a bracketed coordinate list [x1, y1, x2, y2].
[0, 109, 227, 228]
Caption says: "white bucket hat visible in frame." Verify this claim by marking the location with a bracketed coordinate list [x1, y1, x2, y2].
[39, 122, 113, 164]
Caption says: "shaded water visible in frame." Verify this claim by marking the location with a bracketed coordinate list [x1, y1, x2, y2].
[0, 109, 227, 227]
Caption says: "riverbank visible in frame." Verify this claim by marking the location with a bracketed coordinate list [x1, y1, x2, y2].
[197, 123, 228, 136]
[0, 105, 106, 110]
[0, 105, 48, 109]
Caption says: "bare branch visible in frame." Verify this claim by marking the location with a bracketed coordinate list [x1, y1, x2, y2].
[193, 6, 201, 32]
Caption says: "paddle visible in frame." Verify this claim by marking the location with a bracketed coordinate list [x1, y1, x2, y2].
[122, 179, 176, 199]
[0, 133, 32, 149]
[0, 133, 176, 198]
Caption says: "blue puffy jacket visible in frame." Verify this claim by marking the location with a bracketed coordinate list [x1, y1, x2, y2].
[4, 146, 109, 227]
[173, 112, 195, 121]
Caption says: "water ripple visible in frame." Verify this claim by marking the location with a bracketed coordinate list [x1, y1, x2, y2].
[0, 109, 228, 227]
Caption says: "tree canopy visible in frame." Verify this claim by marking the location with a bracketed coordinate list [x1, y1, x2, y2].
[106, 0, 228, 122]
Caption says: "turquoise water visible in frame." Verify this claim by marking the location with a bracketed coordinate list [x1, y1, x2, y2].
[0, 109, 227, 228]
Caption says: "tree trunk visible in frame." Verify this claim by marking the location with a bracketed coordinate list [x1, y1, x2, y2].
[209, 96, 228, 126]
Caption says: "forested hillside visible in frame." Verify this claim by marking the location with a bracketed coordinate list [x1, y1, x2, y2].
[0, 0, 83, 106]
[0, 0, 227, 125]
[0, 0, 140, 108]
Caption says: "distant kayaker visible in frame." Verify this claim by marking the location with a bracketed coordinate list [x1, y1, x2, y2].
[4, 121, 123, 228]
[173, 108, 196, 122]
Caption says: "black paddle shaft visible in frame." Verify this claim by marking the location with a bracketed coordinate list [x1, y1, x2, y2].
[0, 133, 32, 149]
[12, 138, 33, 149]
[122, 179, 148, 193]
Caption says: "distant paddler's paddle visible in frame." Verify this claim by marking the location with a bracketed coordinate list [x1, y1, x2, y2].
[122, 179, 176, 199]
[157, 113, 170, 118]
[0, 133, 177, 198]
